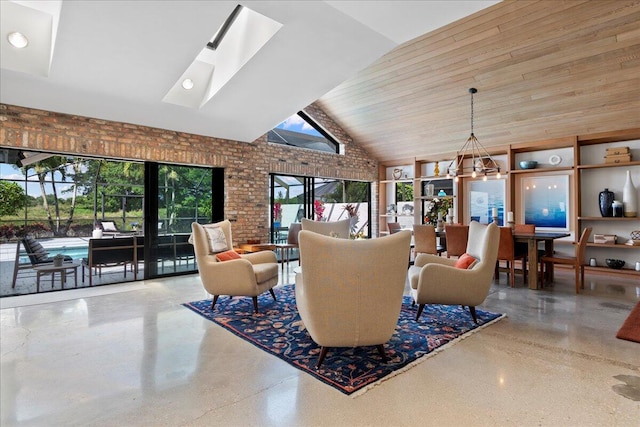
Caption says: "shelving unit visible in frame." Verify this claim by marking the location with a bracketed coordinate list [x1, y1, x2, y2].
[378, 128, 640, 280]
[378, 165, 417, 236]
[576, 134, 640, 278]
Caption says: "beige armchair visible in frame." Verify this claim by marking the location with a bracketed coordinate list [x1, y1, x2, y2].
[301, 218, 351, 238]
[295, 230, 412, 367]
[407, 221, 499, 323]
[191, 221, 279, 313]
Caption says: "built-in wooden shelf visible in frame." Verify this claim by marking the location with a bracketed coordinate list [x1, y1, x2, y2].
[584, 265, 640, 277]
[509, 166, 574, 174]
[379, 179, 413, 184]
[586, 243, 640, 250]
[578, 216, 640, 221]
[415, 196, 455, 200]
[577, 161, 640, 170]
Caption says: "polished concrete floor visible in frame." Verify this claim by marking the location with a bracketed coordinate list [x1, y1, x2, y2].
[1, 264, 639, 427]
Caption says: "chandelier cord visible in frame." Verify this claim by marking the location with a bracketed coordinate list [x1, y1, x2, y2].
[470, 89, 474, 136]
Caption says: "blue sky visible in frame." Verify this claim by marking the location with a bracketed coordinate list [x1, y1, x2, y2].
[276, 113, 322, 137]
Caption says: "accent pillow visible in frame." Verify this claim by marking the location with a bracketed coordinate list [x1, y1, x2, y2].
[101, 221, 118, 232]
[205, 226, 229, 253]
[215, 250, 241, 262]
[454, 253, 477, 269]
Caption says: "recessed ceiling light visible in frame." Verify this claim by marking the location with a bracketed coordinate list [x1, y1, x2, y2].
[7, 31, 29, 49]
[181, 78, 194, 90]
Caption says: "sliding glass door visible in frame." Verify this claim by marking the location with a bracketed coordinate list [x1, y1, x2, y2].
[145, 163, 223, 278]
[269, 174, 371, 243]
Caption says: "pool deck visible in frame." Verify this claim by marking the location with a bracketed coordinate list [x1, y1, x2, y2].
[0, 238, 144, 297]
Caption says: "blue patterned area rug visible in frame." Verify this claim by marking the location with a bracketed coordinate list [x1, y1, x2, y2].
[183, 285, 504, 396]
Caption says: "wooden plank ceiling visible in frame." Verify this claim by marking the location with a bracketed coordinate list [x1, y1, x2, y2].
[317, 0, 640, 165]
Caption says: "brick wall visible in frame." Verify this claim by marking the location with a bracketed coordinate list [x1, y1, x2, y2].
[0, 103, 379, 244]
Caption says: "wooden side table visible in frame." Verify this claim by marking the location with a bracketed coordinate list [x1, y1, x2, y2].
[237, 243, 276, 253]
[33, 261, 81, 292]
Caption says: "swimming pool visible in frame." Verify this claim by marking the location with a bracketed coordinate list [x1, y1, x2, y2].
[19, 246, 88, 264]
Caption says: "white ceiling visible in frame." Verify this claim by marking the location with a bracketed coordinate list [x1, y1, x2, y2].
[0, 0, 497, 144]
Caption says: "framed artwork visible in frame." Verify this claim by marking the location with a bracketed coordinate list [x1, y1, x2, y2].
[466, 179, 506, 225]
[521, 174, 570, 230]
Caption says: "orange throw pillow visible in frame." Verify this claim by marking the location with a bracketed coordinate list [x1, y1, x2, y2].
[215, 250, 241, 262]
[454, 253, 476, 269]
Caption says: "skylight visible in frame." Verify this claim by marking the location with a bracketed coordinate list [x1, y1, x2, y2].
[268, 111, 340, 154]
[163, 4, 282, 109]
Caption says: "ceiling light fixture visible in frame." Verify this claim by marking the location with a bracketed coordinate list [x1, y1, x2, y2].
[181, 78, 194, 90]
[7, 31, 28, 48]
[446, 88, 501, 182]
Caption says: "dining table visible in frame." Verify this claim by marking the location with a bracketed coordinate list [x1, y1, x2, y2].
[435, 228, 570, 290]
[512, 231, 571, 289]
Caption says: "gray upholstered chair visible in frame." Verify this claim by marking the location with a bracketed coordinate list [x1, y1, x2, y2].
[295, 229, 412, 367]
[191, 221, 279, 313]
[407, 221, 499, 323]
[300, 217, 351, 238]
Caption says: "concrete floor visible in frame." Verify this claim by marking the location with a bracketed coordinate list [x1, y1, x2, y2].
[1, 264, 639, 426]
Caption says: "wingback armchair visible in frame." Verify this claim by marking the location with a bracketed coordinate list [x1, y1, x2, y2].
[295, 229, 412, 367]
[191, 221, 279, 313]
[300, 218, 351, 238]
[407, 221, 499, 323]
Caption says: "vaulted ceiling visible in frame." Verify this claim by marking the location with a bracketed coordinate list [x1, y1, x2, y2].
[0, 0, 495, 145]
[2, 1, 639, 166]
[318, 0, 640, 164]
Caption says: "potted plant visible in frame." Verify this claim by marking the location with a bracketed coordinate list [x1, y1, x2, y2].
[273, 202, 282, 228]
[424, 197, 453, 226]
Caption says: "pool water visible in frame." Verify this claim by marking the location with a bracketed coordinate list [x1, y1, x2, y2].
[19, 246, 88, 264]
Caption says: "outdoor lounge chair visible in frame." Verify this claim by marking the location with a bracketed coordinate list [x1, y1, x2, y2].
[11, 236, 73, 288]
[82, 236, 138, 286]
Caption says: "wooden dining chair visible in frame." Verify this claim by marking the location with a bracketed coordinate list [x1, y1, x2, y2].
[495, 227, 528, 287]
[444, 224, 469, 258]
[539, 227, 592, 293]
[387, 222, 402, 234]
[513, 223, 536, 273]
[413, 224, 444, 256]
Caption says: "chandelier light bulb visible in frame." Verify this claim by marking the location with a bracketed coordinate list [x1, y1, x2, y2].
[496, 172, 501, 179]
[483, 174, 488, 181]
[471, 170, 477, 178]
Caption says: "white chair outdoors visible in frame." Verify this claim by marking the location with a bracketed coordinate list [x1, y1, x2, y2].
[191, 221, 279, 313]
[407, 221, 499, 323]
[300, 218, 351, 238]
[295, 229, 412, 367]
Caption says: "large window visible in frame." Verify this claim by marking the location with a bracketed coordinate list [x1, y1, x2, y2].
[0, 149, 222, 296]
[268, 111, 340, 153]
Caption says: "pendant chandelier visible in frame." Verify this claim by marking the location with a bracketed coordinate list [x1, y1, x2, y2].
[446, 88, 501, 182]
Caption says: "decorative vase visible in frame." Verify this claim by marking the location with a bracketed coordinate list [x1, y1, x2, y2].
[622, 170, 637, 217]
[598, 188, 614, 217]
[434, 161, 440, 177]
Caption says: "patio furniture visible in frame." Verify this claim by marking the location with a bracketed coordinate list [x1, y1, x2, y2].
[82, 237, 138, 286]
[34, 261, 81, 292]
[11, 236, 73, 289]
